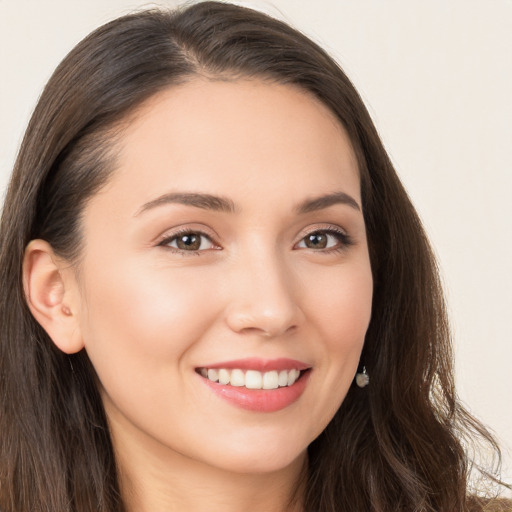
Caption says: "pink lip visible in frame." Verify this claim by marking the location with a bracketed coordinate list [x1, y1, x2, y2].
[198, 357, 311, 372]
[196, 358, 312, 413]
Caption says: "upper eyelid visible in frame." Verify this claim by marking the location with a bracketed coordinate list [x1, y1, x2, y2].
[155, 225, 219, 245]
[295, 223, 348, 240]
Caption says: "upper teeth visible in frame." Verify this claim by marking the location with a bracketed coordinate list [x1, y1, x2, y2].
[199, 368, 302, 389]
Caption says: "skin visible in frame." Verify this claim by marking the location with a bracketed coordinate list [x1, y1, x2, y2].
[25, 79, 373, 512]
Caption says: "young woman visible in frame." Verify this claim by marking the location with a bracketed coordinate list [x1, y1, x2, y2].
[0, 2, 509, 511]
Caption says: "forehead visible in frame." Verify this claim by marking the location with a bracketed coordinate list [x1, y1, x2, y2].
[93, 79, 360, 214]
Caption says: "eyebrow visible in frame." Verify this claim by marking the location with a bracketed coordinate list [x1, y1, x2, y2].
[136, 192, 237, 216]
[296, 191, 361, 213]
[135, 190, 360, 216]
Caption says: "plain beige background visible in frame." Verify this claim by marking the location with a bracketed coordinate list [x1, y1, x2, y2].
[1, 0, 511, 487]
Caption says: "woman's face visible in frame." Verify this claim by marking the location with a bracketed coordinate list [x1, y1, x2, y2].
[70, 79, 373, 475]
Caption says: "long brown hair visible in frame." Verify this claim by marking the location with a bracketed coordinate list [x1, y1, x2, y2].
[0, 2, 508, 511]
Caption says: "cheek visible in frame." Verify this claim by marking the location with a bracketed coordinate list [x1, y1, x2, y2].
[303, 257, 373, 346]
[77, 259, 220, 389]
[301, 258, 372, 421]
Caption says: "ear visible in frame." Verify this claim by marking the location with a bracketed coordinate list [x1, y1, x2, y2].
[23, 239, 84, 354]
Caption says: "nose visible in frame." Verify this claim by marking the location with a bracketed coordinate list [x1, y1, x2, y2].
[224, 251, 303, 338]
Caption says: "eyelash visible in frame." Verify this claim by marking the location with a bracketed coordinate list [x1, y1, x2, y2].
[157, 226, 353, 255]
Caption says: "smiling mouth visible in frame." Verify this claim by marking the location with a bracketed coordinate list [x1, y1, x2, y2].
[196, 367, 307, 390]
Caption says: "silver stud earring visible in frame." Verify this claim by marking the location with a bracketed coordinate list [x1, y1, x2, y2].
[355, 366, 369, 388]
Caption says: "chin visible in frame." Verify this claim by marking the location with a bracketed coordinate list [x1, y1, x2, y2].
[209, 446, 307, 476]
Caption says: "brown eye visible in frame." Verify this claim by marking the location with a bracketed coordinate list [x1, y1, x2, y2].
[296, 229, 350, 251]
[163, 231, 215, 252]
[176, 233, 201, 250]
[304, 232, 328, 249]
